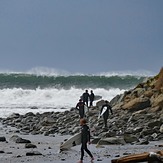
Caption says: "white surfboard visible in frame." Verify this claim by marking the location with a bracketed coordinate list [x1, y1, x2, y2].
[84, 105, 89, 114]
[100, 106, 107, 116]
[80, 95, 102, 101]
[98, 106, 107, 119]
[93, 95, 102, 101]
[60, 132, 81, 150]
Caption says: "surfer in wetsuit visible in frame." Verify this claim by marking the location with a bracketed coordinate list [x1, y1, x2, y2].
[76, 99, 85, 119]
[100, 100, 113, 128]
[78, 118, 94, 163]
[82, 90, 89, 107]
[89, 90, 95, 107]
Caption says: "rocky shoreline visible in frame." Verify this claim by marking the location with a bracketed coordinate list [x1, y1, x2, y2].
[0, 101, 162, 146]
[0, 68, 163, 162]
[1, 68, 163, 144]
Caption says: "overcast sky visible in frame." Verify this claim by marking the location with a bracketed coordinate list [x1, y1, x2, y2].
[0, 0, 162, 74]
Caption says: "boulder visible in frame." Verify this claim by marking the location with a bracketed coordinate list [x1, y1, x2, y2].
[26, 151, 42, 156]
[122, 97, 150, 112]
[148, 120, 162, 128]
[10, 135, 31, 143]
[96, 100, 105, 108]
[98, 136, 126, 145]
[160, 124, 163, 133]
[16, 137, 31, 143]
[124, 134, 139, 143]
[25, 143, 37, 148]
[0, 137, 6, 142]
[152, 94, 163, 108]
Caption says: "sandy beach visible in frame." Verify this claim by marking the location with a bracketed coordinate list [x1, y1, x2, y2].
[0, 123, 162, 163]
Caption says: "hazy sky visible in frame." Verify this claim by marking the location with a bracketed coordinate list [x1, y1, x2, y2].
[0, 0, 163, 74]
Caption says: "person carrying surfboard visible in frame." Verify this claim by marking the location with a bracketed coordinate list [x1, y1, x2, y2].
[100, 100, 113, 128]
[78, 118, 94, 163]
[76, 99, 85, 119]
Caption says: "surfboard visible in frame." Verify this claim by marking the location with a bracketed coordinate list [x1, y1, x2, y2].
[93, 95, 102, 101]
[100, 106, 107, 116]
[84, 105, 89, 114]
[80, 95, 102, 101]
[60, 132, 81, 150]
[98, 106, 107, 119]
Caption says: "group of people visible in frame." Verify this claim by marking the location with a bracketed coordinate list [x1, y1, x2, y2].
[75, 90, 113, 163]
[82, 89, 95, 107]
[75, 90, 95, 119]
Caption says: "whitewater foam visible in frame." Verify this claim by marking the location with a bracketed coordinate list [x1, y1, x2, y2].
[0, 87, 126, 118]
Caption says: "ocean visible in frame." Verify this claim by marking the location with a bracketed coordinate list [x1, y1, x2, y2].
[0, 70, 154, 118]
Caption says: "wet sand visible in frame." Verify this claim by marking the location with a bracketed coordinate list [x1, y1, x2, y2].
[0, 124, 162, 163]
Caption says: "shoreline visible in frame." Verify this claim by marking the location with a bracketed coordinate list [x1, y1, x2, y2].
[0, 123, 162, 163]
[0, 107, 70, 119]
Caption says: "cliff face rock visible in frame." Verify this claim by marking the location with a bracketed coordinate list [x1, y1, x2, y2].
[122, 97, 150, 111]
[154, 67, 163, 90]
[112, 67, 163, 112]
[108, 68, 163, 142]
[151, 94, 163, 108]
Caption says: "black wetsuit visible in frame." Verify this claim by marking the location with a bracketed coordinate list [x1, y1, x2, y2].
[100, 103, 113, 128]
[82, 92, 89, 106]
[76, 101, 85, 118]
[89, 92, 94, 107]
[80, 124, 93, 161]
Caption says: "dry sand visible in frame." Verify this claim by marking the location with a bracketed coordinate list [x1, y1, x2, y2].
[0, 124, 162, 163]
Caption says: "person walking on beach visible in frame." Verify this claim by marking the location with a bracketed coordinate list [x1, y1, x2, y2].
[76, 99, 85, 119]
[78, 118, 94, 163]
[82, 90, 89, 107]
[100, 100, 113, 128]
[89, 90, 95, 107]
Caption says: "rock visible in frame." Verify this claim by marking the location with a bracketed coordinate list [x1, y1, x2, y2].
[140, 129, 155, 137]
[16, 137, 31, 143]
[10, 135, 31, 143]
[25, 143, 37, 148]
[133, 127, 143, 133]
[157, 133, 163, 140]
[136, 139, 149, 145]
[42, 117, 56, 124]
[30, 106, 38, 109]
[0, 136, 6, 142]
[0, 151, 5, 153]
[123, 134, 139, 143]
[154, 67, 163, 90]
[148, 120, 162, 128]
[8, 113, 20, 119]
[122, 97, 150, 112]
[9, 135, 19, 142]
[98, 136, 126, 145]
[26, 151, 42, 156]
[96, 100, 105, 108]
[152, 94, 163, 108]
[91, 138, 101, 144]
[160, 124, 163, 133]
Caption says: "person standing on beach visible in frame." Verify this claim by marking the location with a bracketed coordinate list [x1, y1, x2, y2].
[82, 90, 89, 107]
[89, 90, 95, 107]
[78, 118, 94, 163]
[76, 99, 85, 119]
[100, 100, 113, 128]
